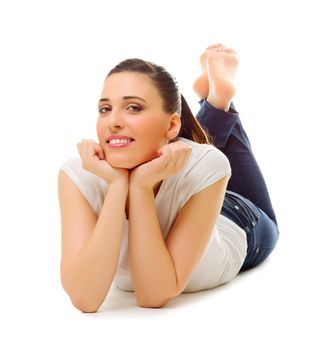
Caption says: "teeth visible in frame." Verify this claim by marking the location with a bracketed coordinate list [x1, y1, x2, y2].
[109, 138, 132, 145]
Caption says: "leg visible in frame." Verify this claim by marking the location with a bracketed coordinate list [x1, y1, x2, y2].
[196, 99, 278, 225]
[194, 44, 278, 225]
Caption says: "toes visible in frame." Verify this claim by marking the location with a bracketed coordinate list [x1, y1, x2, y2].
[205, 44, 237, 55]
[224, 48, 237, 54]
[205, 43, 225, 51]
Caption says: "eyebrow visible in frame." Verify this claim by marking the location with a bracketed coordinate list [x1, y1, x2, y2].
[98, 96, 147, 104]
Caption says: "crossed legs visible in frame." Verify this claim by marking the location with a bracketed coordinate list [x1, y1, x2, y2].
[193, 44, 277, 225]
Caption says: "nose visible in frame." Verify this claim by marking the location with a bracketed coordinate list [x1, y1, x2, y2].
[106, 110, 124, 129]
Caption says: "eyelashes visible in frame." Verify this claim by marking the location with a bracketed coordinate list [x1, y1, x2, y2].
[99, 106, 110, 113]
[98, 105, 143, 114]
[127, 105, 143, 112]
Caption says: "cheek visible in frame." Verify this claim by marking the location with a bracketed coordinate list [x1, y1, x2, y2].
[96, 119, 102, 132]
[135, 118, 167, 140]
[96, 120, 105, 142]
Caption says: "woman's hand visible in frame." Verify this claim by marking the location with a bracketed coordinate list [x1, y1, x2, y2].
[129, 140, 192, 190]
[77, 139, 129, 184]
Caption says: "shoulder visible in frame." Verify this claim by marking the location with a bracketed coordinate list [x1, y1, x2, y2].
[168, 138, 231, 199]
[60, 156, 95, 187]
[178, 137, 231, 177]
[59, 157, 108, 215]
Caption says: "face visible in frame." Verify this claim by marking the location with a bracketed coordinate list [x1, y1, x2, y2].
[96, 72, 181, 169]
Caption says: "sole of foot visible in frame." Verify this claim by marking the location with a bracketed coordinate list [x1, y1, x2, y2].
[206, 49, 239, 110]
[193, 43, 238, 101]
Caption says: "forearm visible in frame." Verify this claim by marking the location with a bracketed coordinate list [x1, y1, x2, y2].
[62, 179, 128, 312]
[128, 185, 177, 307]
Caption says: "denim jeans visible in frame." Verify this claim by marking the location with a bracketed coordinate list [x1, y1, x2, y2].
[196, 99, 280, 271]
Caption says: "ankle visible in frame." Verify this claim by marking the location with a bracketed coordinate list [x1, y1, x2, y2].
[206, 96, 231, 112]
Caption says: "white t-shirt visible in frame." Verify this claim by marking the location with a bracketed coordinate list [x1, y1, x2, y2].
[60, 137, 247, 293]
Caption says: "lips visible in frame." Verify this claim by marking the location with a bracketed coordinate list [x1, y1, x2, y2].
[106, 134, 135, 149]
[106, 134, 135, 143]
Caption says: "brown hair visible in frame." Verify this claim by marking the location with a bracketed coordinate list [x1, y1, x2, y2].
[106, 58, 213, 145]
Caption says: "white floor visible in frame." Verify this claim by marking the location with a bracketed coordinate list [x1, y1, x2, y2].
[3, 211, 329, 349]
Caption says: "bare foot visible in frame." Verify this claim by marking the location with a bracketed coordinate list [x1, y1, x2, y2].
[206, 48, 239, 111]
[193, 44, 237, 101]
[193, 44, 225, 99]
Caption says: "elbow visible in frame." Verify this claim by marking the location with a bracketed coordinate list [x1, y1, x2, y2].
[137, 296, 172, 309]
[71, 296, 101, 313]
[61, 273, 103, 313]
[137, 302, 164, 309]
[62, 281, 102, 313]
[135, 286, 178, 308]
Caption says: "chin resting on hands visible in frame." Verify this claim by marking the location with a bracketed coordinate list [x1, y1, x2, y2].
[129, 140, 192, 189]
[76, 139, 129, 184]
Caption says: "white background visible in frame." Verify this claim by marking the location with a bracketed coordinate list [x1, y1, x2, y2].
[1, 0, 329, 348]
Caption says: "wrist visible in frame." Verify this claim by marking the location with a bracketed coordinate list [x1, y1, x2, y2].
[129, 172, 155, 191]
[108, 177, 129, 190]
[129, 180, 153, 193]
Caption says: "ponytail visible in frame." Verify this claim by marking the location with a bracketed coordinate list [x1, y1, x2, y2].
[176, 94, 213, 145]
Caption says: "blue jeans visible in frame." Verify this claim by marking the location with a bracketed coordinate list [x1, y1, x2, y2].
[196, 99, 280, 271]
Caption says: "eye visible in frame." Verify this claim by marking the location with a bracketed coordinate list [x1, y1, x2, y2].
[99, 105, 111, 113]
[127, 104, 142, 112]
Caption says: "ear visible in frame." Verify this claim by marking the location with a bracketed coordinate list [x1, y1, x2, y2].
[165, 112, 181, 140]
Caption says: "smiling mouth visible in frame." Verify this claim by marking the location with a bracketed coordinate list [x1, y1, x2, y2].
[106, 138, 135, 147]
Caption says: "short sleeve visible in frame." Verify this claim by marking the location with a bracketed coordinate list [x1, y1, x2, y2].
[59, 157, 107, 216]
[189, 147, 231, 196]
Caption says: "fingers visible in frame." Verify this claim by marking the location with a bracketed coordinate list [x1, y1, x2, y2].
[157, 141, 192, 171]
[76, 139, 105, 165]
[97, 147, 105, 160]
[174, 145, 192, 170]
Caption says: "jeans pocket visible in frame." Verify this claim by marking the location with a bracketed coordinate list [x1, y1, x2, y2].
[221, 196, 248, 229]
[224, 191, 261, 230]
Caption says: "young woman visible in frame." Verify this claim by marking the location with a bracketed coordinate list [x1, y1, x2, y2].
[58, 43, 279, 313]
